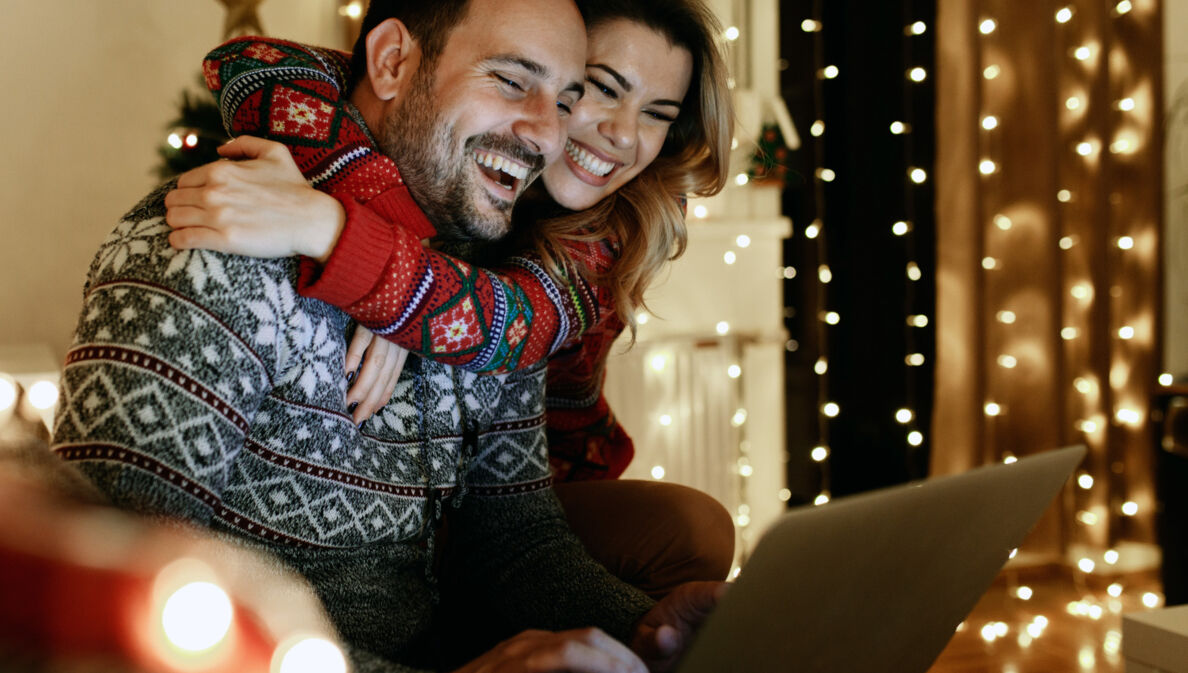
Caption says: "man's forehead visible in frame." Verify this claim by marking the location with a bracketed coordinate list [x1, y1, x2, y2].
[447, 0, 586, 76]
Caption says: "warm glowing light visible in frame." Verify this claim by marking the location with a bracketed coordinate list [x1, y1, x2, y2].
[1108, 583, 1123, 597]
[1118, 97, 1136, 111]
[1078, 558, 1095, 573]
[1062, 327, 1079, 340]
[1073, 378, 1092, 394]
[1017, 586, 1033, 600]
[1118, 326, 1135, 340]
[1056, 7, 1073, 23]
[1105, 549, 1120, 565]
[909, 315, 928, 327]
[822, 65, 839, 79]
[1010, 548, 1018, 559]
[979, 18, 997, 34]
[1070, 284, 1091, 300]
[716, 321, 730, 335]
[1143, 592, 1161, 608]
[724, 26, 740, 41]
[997, 310, 1016, 324]
[811, 120, 825, 137]
[1117, 236, 1134, 250]
[909, 167, 927, 183]
[890, 121, 907, 134]
[735, 234, 751, 248]
[1078, 510, 1099, 525]
[727, 364, 742, 379]
[650, 465, 666, 480]
[985, 402, 1002, 416]
[650, 354, 667, 371]
[723, 251, 736, 265]
[184, 133, 199, 148]
[984, 64, 1001, 79]
[1078, 473, 1094, 489]
[0, 376, 15, 412]
[892, 221, 910, 236]
[818, 168, 836, 182]
[909, 21, 927, 35]
[814, 358, 828, 375]
[738, 463, 753, 477]
[1078, 420, 1098, 433]
[27, 380, 59, 411]
[982, 257, 998, 270]
[635, 312, 649, 325]
[1075, 141, 1094, 156]
[1066, 96, 1082, 110]
[979, 159, 997, 175]
[778, 488, 792, 502]
[907, 431, 924, 446]
[658, 414, 673, 426]
[161, 581, 233, 652]
[1075, 46, 1092, 61]
[1057, 189, 1073, 202]
[732, 408, 748, 426]
[735, 173, 749, 186]
[1003, 455, 1018, 464]
[1116, 0, 1133, 15]
[783, 266, 797, 279]
[805, 221, 821, 239]
[998, 355, 1017, 369]
[823, 402, 840, 417]
[1121, 501, 1139, 516]
[1110, 138, 1133, 154]
[896, 408, 914, 424]
[993, 215, 1012, 231]
[818, 265, 833, 283]
[906, 262, 922, 281]
[276, 637, 348, 673]
[811, 446, 829, 462]
[814, 493, 831, 506]
[1160, 373, 1175, 386]
[802, 19, 822, 32]
[167, 132, 183, 149]
[906, 353, 925, 366]
[908, 67, 927, 83]
[823, 311, 840, 325]
[736, 513, 751, 527]
[982, 116, 999, 130]
[692, 205, 708, 219]
[1059, 236, 1075, 250]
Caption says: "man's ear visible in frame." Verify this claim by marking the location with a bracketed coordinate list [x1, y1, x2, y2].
[364, 18, 422, 102]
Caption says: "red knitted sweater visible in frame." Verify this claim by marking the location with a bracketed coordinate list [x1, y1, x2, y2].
[203, 37, 634, 479]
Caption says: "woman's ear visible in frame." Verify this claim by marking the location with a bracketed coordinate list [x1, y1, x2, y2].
[364, 18, 422, 102]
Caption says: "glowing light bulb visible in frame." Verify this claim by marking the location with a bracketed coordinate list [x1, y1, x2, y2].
[692, 205, 708, 219]
[1078, 473, 1094, 489]
[650, 354, 667, 371]
[1078, 419, 1098, 433]
[906, 353, 925, 366]
[896, 408, 914, 424]
[1071, 284, 1091, 300]
[1066, 96, 1082, 111]
[1057, 189, 1073, 202]
[1056, 7, 1073, 23]
[738, 463, 753, 477]
[1116, 0, 1133, 15]
[723, 251, 736, 265]
[1160, 373, 1175, 386]
[735, 234, 751, 248]
[979, 18, 997, 34]
[909, 315, 928, 327]
[982, 116, 999, 130]
[1110, 139, 1133, 154]
[732, 408, 748, 426]
[1074, 46, 1092, 61]
[724, 26, 740, 41]
[651, 465, 666, 479]
[811, 446, 829, 462]
[822, 65, 839, 79]
[0, 376, 15, 412]
[1108, 583, 1123, 597]
[982, 257, 998, 270]
[1017, 586, 1033, 600]
[658, 414, 673, 426]
[892, 221, 910, 236]
[998, 355, 1017, 368]
[985, 402, 1002, 416]
[908, 67, 927, 83]
[1142, 592, 1160, 608]
[161, 581, 233, 652]
[716, 321, 730, 335]
[1118, 326, 1135, 340]
[1074, 377, 1092, 393]
[276, 637, 348, 673]
[778, 488, 792, 502]
[1117, 236, 1134, 250]
[783, 266, 797, 279]
[1078, 558, 1095, 573]
[823, 402, 840, 417]
[735, 173, 749, 186]
[1121, 501, 1139, 516]
[1059, 236, 1075, 250]
[167, 132, 183, 149]
[1062, 327, 1079, 340]
[909, 21, 927, 35]
[805, 221, 821, 239]
[802, 19, 822, 32]
[1076, 141, 1093, 156]
[1078, 510, 1099, 525]
[814, 493, 831, 505]
[909, 167, 927, 183]
[823, 311, 840, 325]
[27, 380, 59, 410]
[984, 65, 1001, 79]
[814, 358, 828, 375]
[818, 265, 833, 283]
[635, 312, 649, 326]
[997, 310, 1017, 324]
[1009, 548, 1018, 559]
[1118, 97, 1136, 111]
[907, 431, 924, 446]
[818, 168, 836, 182]
[890, 121, 907, 134]
[727, 364, 742, 379]
[184, 133, 198, 148]
[906, 262, 922, 281]
[1104, 549, 1120, 565]
[1004, 455, 1018, 464]
[979, 159, 997, 175]
[811, 120, 825, 137]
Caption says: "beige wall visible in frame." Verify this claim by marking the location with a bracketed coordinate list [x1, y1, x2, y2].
[1167, 0, 1188, 375]
[0, 1, 343, 360]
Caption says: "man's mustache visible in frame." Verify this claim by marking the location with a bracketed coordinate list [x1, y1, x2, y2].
[466, 133, 546, 176]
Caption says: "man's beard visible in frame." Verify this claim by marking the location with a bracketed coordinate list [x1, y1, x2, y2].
[375, 69, 544, 242]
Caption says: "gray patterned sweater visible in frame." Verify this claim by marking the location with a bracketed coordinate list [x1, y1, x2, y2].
[50, 184, 654, 671]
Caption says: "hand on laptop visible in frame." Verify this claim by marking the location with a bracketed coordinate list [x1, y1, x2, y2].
[630, 581, 727, 672]
[453, 627, 647, 673]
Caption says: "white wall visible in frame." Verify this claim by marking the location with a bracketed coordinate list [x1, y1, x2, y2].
[1167, 0, 1188, 375]
[0, 1, 343, 360]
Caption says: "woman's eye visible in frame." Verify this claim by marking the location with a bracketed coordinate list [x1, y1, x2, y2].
[588, 77, 617, 99]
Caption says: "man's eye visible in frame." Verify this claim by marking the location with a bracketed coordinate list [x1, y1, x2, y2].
[494, 73, 524, 91]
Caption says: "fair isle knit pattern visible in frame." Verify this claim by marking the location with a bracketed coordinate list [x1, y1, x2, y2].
[51, 185, 653, 669]
[203, 37, 635, 479]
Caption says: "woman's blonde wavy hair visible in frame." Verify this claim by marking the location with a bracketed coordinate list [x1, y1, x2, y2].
[528, 0, 734, 341]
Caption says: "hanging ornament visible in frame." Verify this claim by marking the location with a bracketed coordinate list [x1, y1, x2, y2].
[216, 0, 267, 39]
[747, 122, 792, 187]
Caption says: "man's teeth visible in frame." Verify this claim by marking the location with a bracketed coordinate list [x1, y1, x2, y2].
[566, 140, 614, 177]
[474, 150, 529, 185]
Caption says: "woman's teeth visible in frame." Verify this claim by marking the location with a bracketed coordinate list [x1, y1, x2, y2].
[566, 140, 614, 177]
[474, 149, 529, 188]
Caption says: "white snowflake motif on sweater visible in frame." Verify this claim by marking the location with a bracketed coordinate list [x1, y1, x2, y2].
[162, 246, 232, 295]
[95, 217, 170, 276]
[248, 273, 338, 397]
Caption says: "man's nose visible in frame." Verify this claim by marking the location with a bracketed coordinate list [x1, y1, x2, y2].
[511, 92, 564, 161]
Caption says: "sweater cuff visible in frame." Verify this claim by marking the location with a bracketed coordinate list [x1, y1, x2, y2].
[367, 184, 437, 240]
[297, 195, 395, 306]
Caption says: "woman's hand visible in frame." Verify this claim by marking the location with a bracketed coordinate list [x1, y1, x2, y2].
[164, 136, 345, 263]
[346, 326, 409, 425]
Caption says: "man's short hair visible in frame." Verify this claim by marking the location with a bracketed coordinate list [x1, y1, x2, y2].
[349, 0, 473, 83]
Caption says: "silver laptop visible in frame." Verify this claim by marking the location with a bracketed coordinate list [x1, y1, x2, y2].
[677, 445, 1086, 673]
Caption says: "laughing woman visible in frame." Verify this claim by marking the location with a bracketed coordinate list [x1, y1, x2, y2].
[168, 0, 735, 598]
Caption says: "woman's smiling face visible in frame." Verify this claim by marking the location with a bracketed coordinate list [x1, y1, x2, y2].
[542, 19, 694, 211]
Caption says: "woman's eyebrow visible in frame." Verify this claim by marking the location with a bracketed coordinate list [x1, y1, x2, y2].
[588, 63, 681, 108]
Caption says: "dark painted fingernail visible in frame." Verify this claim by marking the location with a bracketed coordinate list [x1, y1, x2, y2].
[348, 402, 359, 413]
[346, 370, 356, 383]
